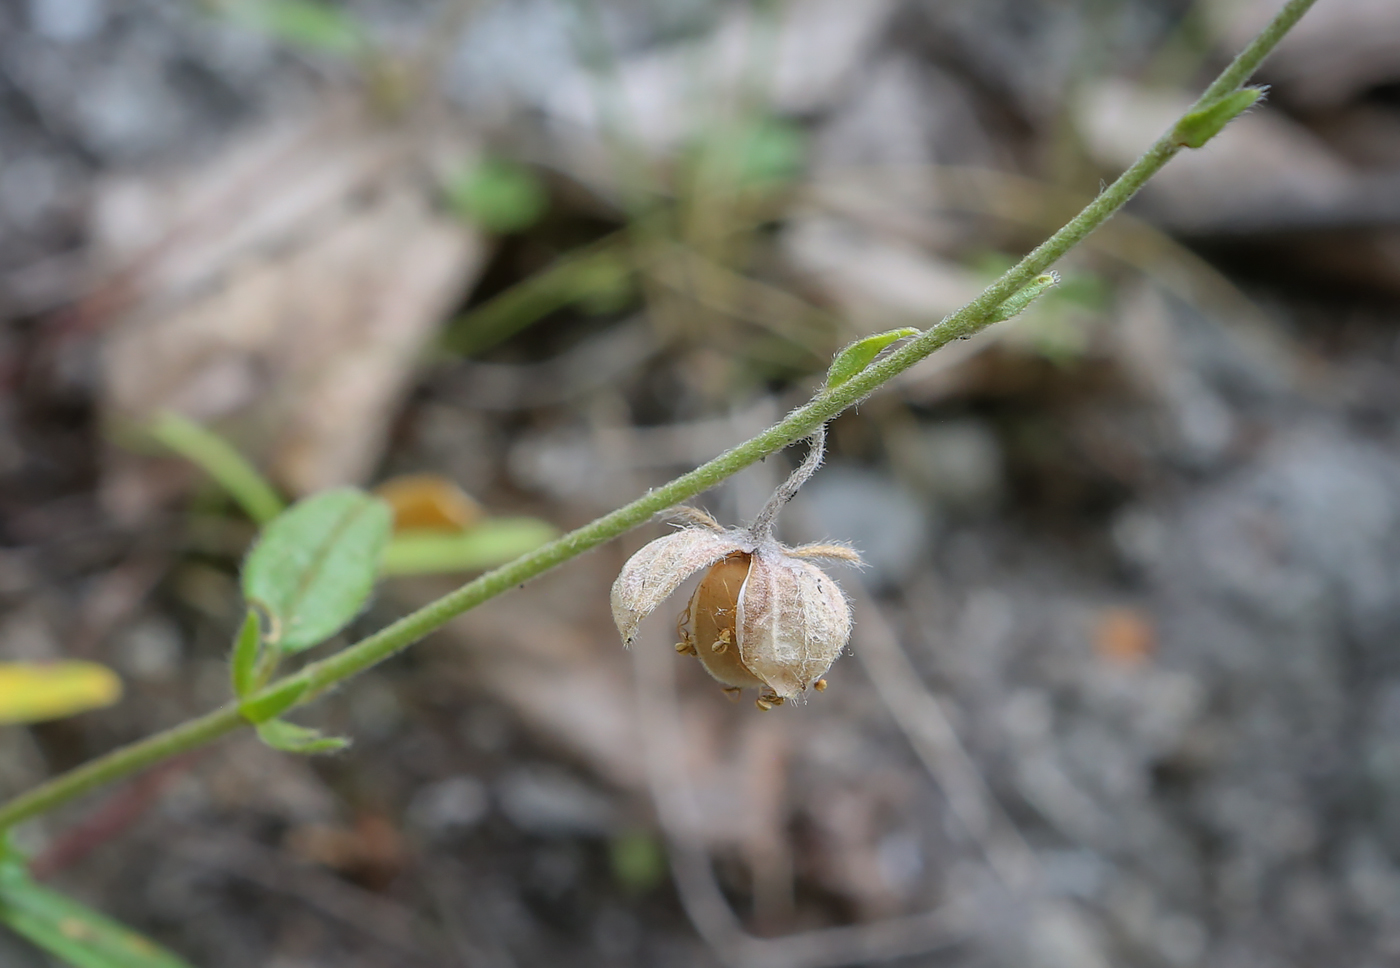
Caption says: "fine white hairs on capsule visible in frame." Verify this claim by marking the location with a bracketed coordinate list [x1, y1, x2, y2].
[610, 427, 861, 710]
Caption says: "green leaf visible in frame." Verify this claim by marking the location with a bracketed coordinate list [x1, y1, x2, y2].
[989, 272, 1060, 323]
[255, 719, 350, 755]
[229, 609, 263, 699]
[825, 328, 920, 388]
[569, 252, 634, 316]
[438, 243, 631, 357]
[727, 118, 807, 188]
[149, 411, 285, 525]
[241, 488, 393, 653]
[380, 518, 559, 576]
[0, 854, 194, 967]
[227, 0, 367, 55]
[693, 118, 807, 191]
[238, 679, 308, 726]
[446, 158, 549, 235]
[1173, 87, 1264, 149]
[609, 831, 666, 893]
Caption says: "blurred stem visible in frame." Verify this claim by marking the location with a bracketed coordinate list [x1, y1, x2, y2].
[149, 412, 285, 525]
[0, 0, 1317, 834]
[439, 235, 627, 357]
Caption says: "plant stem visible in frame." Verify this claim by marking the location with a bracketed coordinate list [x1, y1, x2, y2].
[1199, 0, 1313, 105]
[0, 0, 1317, 833]
[750, 426, 824, 539]
[0, 706, 243, 830]
[150, 412, 285, 525]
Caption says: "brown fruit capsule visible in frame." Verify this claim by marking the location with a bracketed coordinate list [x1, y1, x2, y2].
[688, 554, 765, 690]
[736, 552, 851, 699]
[612, 530, 859, 700]
[608, 427, 862, 705]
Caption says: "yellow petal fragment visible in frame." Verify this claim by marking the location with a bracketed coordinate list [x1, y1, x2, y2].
[0, 662, 123, 725]
[375, 474, 483, 532]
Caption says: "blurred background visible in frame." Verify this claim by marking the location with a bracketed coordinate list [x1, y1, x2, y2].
[2, 0, 1400, 965]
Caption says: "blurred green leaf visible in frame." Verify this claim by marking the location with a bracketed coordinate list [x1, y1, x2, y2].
[380, 518, 559, 576]
[733, 119, 806, 187]
[255, 718, 349, 755]
[569, 252, 634, 316]
[446, 159, 549, 235]
[227, 0, 366, 55]
[826, 328, 920, 388]
[609, 831, 666, 893]
[440, 244, 633, 357]
[242, 488, 392, 653]
[149, 412, 285, 525]
[1052, 272, 1109, 311]
[0, 851, 194, 967]
[1006, 301, 1096, 365]
[969, 251, 1016, 278]
[695, 118, 807, 191]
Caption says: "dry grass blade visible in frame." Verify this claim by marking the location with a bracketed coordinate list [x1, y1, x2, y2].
[631, 609, 966, 968]
[850, 581, 1039, 891]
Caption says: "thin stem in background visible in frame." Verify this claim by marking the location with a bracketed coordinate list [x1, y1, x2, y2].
[0, 0, 1318, 833]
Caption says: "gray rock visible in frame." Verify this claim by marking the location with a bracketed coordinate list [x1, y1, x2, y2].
[496, 766, 616, 837]
[28, 0, 106, 43]
[407, 775, 490, 837]
[113, 614, 183, 683]
[900, 418, 1005, 514]
[790, 464, 931, 587]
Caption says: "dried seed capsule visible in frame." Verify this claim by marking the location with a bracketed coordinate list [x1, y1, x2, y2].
[611, 528, 747, 647]
[688, 554, 765, 690]
[608, 427, 861, 705]
[737, 551, 852, 699]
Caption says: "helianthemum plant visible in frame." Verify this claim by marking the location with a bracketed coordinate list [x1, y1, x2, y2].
[0, 6, 1320, 963]
[611, 426, 862, 709]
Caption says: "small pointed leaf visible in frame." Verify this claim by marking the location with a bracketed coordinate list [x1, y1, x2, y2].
[241, 488, 393, 653]
[990, 272, 1060, 323]
[256, 719, 350, 755]
[229, 609, 263, 699]
[1173, 87, 1264, 150]
[826, 328, 920, 388]
[238, 679, 308, 726]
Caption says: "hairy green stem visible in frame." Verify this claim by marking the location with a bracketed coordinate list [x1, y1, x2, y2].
[0, 0, 1316, 832]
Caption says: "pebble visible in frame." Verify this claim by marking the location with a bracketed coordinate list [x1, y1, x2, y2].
[790, 464, 931, 587]
[496, 766, 616, 837]
[407, 775, 490, 837]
